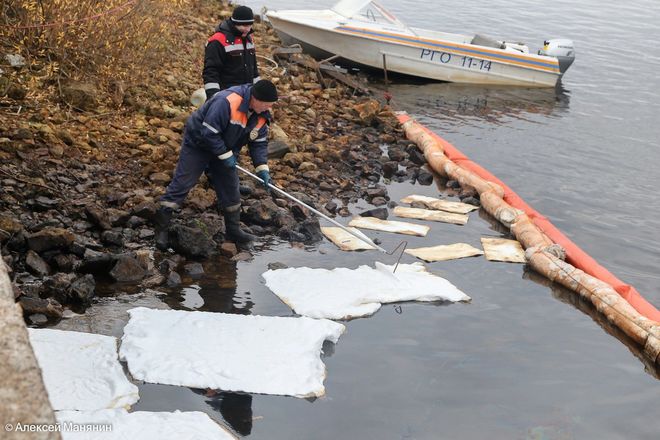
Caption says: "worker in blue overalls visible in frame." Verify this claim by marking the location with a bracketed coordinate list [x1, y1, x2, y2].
[153, 80, 278, 250]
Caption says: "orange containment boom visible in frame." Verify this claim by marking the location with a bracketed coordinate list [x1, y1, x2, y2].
[397, 112, 660, 364]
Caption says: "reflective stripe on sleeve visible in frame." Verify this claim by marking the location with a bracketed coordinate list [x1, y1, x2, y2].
[204, 82, 220, 90]
[255, 164, 269, 173]
[224, 44, 244, 52]
[218, 150, 234, 160]
[202, 122, 219, 134]
[229, 120, 246, 128]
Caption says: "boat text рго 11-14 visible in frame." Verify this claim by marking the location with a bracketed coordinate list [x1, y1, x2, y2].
[420, 48, 492, 71]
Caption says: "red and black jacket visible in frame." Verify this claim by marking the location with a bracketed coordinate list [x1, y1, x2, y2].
[203, 20, 260, 99]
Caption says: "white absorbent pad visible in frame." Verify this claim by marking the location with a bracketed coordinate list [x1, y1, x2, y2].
[119, 307, 345, 398]
[405, 243, 484, 262]
[401, 194, 479, 214]
[28, 328, 139, 411]
[393, 206, 468, 225]
[321, 226, 376, 251]
[55, 409, 235, 440]
[262, 262, 470, 320]
[348, 216, 429, 236]
[481, 237, 526, 263]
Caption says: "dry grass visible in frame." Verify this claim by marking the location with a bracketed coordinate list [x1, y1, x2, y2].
[1, 0, 192, 91]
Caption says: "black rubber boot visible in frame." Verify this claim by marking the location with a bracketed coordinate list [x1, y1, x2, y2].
[153, 207, 173, 250]
[223, 209, 255, 243]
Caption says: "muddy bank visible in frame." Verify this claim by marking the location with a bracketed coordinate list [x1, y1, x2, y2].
[0, 1, 461, 324]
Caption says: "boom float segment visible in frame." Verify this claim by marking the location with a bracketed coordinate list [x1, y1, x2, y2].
[396, 112, 660, 365]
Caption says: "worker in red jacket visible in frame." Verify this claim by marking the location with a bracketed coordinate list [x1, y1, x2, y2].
[203, 5, 260, 99]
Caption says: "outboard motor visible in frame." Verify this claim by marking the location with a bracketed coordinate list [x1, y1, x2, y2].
[539, 39, 575, 74]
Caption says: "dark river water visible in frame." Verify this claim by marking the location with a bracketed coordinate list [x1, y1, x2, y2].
[58, 1, 660, 439]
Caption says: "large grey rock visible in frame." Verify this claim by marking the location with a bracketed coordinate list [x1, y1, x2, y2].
[107, 208, 131, 227]
[406, 145, 427, 165]
[101, 230, 124, 247]
[5, 53, 26, 67]
[278, 228, 307, 243]
[0, 215, 23, 243]
[61, 80, 97, 110]
[166, 270, 182, 286]
[52, 290, 169, 338]
[77, 251, 116, 275]
[70, 274, 96, 302]
[382, 161, 398, 178]
[40, 273, 76, 303]
[169, 225, 216, 258]
[366, 186, 388, 199]
[18, 296, 63, 319]
[109, 255, 146, 282]
[53, 254, 78, 273]
[184, 263, 204, 275]
[244, 199, 280, 226]
[131, 202, 158, 220]
[359, 207, 388, 220]
[324, 201, 338, 214]
[267, 140, 291, 159]
[298, 218, 323, 243]
[416, 170, 434, 185]
[30, 196, 58, 211]
[387, 148, 407, 162]
[27, 227, 75, 253]
[25, 250, 51, 276]
[85, 205, 111, 230]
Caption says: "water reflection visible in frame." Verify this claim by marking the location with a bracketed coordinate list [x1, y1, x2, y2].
[166, 258, 258, 436]
[476, 207, 512, 235]
[375, 79, 571, 124]
[190, 389, 254, 436]
[165, 257, 254, 315]
[523, 267, 660, 379]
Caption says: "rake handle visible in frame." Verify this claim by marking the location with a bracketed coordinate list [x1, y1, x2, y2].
[237, 165, 388, 253]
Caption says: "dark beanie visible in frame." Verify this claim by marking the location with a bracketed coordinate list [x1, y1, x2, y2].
[252, 80, 278, 102]
[231, 6, 254, 24]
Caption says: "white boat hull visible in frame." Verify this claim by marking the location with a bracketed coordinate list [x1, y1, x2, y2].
[268, 14, 562, 87]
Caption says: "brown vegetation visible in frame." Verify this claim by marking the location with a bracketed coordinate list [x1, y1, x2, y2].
[1, 0, 192, 104]
[1, 1, 418, 321]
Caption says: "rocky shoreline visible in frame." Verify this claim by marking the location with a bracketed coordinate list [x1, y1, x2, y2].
[0, 1, 471, 325]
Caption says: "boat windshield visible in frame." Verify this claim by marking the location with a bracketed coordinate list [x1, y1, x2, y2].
[332, 0, 409, 29]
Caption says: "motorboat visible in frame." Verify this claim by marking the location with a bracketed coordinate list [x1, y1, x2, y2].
[266, 0, 575, 87]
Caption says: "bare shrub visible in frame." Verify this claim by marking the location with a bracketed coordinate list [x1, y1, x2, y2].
[1, 0, 192, 98]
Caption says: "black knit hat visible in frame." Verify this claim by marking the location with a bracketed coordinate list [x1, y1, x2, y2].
[231, 6, 254, 24]
[252, 80, 278, 102]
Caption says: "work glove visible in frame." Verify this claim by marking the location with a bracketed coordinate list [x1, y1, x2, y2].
[218, 151, 237, 169]
[256, 169, 271, 192]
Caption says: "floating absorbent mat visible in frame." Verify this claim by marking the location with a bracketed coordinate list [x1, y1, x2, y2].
[401, 194, 479, 214]
[55, 409, 235, 440]
[262, 262, 470, 320]
[321, 226, 376, 251]
[348, 216, 429, 236]
[393, 206, 468, 225]
[119, 307, 345, 398]
[481, 237, 526, 263]
[28, 328, 139, 411]
[405, 243, 484, 262]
